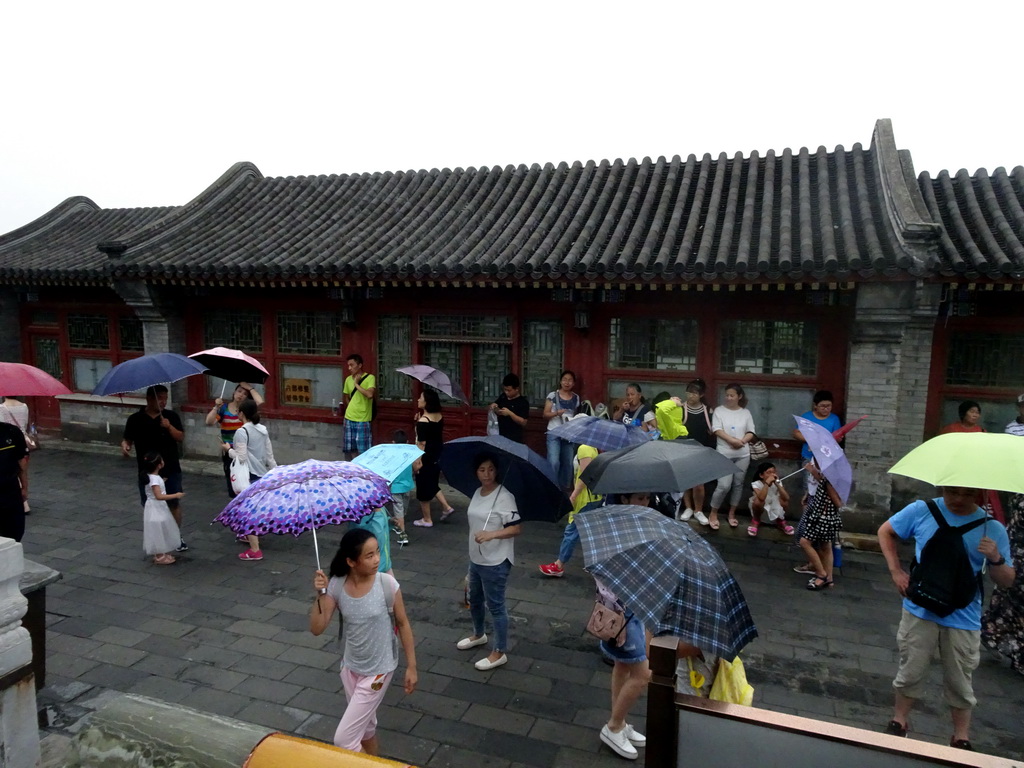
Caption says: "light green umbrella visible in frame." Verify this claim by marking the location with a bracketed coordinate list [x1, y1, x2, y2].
[889, 433, 1024, 494]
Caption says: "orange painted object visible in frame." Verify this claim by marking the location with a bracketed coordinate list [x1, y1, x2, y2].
[244, 732, 415, 768]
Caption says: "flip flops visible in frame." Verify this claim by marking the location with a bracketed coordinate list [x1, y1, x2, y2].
[747, 524, 759, 537]
[728, 515, 739, 528]
[708, 518, 720, 531]
[806, 576, 834, 591]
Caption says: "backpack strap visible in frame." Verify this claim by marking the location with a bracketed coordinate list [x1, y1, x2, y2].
[926, 498, 989, 534]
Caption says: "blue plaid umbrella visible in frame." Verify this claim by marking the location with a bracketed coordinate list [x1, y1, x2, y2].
[548, 415, 650, 452]
[575, 504, 758, 660]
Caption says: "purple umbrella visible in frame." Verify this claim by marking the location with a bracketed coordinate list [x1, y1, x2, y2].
[793, 415, 853, 504]
[396, 365, 469, 404]
[213, 459, 392, 568]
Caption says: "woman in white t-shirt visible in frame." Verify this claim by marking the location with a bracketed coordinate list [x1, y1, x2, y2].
[708, 383, 756, 531]
[543, 370, 581, 489]
[456, 454, 522, 672]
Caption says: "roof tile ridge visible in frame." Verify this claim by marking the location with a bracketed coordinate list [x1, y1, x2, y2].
[476, 164, 549, 277]
[591, 158, 641, 275]
[712, 151, 746, 274]
[935, 170, 984, 272]
[338, 171, 430, 267]
[497, 163, 567, 275]
[642, 155, 684, 275]
[733, 150, 760, 275]
[850, 144, 887, 273]
[617, 156, 669, 274]
[398, 168, 484, 277]
[434, 167, 506, 276]
[603, 156, 659, 275]
[777, 147, 794, 275]
[434, 166, 512, 276]
[461, 165, 534, 275]
[101, 161, 263, 257]
[832, 145, 863, 272]
[563, 160, 612, 273]
[989, 167, 1024, 235]
[533, 161, 589, 274]
[816, 145, 839, 273]
[677, 154, 715, 276]
[299, 175, 373, 274]
[870, 119, 942, 250]
[972, 168, 1024, 271]
[693, 153, 730, 274]
[797, 146, 815, 274]
[755, 150, 776, 273]
[954, 168, 1016, 274]
[0, 196, 100, 252]
[575, 159, 627, 275]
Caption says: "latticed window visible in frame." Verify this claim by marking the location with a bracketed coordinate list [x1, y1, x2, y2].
[419, 315, 511, 342]
[119, 316, 145, 352]
[609, 318, 697, 370]
[67, 314, 110, 349]
[946, 332, 1024, 388]
[203, 309, 263, 352]
[277, 312, 341, 356]
[377, 316, 413, 401]
[720, 320, 818, 376]
[471, 344, 510, 407]
[522, 320, 564, 405]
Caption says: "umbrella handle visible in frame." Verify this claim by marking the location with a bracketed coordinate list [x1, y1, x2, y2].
[311, 517, 322, 572]
[778, 468, 806, 482]
[220, 380, 227, 399]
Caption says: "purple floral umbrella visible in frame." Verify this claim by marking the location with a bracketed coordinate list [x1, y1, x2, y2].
[213, 459, 392, 568]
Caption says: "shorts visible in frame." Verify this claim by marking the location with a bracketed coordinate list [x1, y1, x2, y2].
[892, 608, 980, 709]
[387, 492, 408, 520]
[599, 614, 647, 664]
[344, 419, 372, 455]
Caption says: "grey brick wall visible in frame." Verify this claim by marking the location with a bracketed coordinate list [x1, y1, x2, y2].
[0, 289, 23, 363]
[844, 281, 941, 525]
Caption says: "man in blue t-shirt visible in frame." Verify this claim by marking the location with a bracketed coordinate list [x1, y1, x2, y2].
[878, 486, 1015, 751]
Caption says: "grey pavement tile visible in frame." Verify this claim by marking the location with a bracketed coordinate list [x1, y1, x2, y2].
[77, 663, 150, 691]
[131, 654, 192, 679]
[127, 675, 197, 704]
[83, 643, 149, 667]
[179, 663, 249, 691]
[505, 691, 574, 721]
[179, 687, 253, 719]
[485, 669, 554, 697]
[293, 713, 338, 744]
[133, 635, 197, 659]
[506, 601, 568, 621]
[222, 603, 281, 622]
[285, 687, 349, 719]
[524, 658, 595, 685]
[46, 653, 102, 679]
[271, 628, 335, 650]
[373, 729, 439, 767]
[228, 655, 298, 681]
[462, 702, 535, 735]
[233, 701, 311, 732]
[224, 619, 282, 639]
[181, 627, 240, 648]
[376, 702, 423, 733]
[440, 678, 512, 709]
[183, 644, 247, 669]
[231, 675, 304, 704]
[410, 714, 490, 751]
[226, 635, 293, 660]
[427, 744, 511, 768]
[47, 633, 104, 656]
[400, 690, 470, 721]
[88, 627, 151, 647]
[528, 717, 600, 751]
[46, 617, 110, 639]
[276, 645, 337, 670]
[137, 617, 196, 638]
[476, 731, 561, 767]
[384, 669, 450, 698]
[282, 665, 345, 693]
[264, 595, 311, 614]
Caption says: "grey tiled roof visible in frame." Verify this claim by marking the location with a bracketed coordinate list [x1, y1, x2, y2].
[102, 138, 932, 284]
[0, 197, 176, 283]
[919, 166, 1024, 279]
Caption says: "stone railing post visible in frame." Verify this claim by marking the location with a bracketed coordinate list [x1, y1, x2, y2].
[0, 537, 40, 767]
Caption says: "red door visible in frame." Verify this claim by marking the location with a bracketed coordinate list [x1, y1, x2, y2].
[28, 333, 63, 429]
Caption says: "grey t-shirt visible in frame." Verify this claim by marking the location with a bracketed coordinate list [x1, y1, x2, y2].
[328, 572, 399, 676]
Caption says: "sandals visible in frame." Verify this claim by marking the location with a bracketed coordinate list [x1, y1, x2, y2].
[806, 576, 834, 591]
[708, 517, 720, 531]
[412, 519, 433, 528]
[747, 524, 759, 537]
[153, 554, 176, 565]
[440, 507, 456, 522]
[728, 515, 739, 528]
[884, 720, 909, 738]
[777, 520, 795, 535]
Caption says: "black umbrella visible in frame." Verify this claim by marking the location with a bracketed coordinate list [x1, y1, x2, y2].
[580, 439, 738, 494]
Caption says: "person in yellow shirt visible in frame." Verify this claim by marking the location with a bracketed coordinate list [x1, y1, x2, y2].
[539, 444, 602, 578]
[342, 354, 376, 460]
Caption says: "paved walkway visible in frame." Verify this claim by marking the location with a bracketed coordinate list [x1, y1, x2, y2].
[25, 445, 1024, 766]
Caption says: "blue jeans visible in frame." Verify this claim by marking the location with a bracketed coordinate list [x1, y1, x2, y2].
[558, 521, 580, 564]
[546, 433, 576, 488]
[468, 559, 512, 652]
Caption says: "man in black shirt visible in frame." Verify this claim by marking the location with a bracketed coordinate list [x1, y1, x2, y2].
[490, 373, 529, 444]
[122, 385, 187, 550]
[0, 422, 28, 542]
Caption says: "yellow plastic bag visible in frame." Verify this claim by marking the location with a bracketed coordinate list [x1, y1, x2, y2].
[654, 399, 689, 441]
[709, 656, 754, 706]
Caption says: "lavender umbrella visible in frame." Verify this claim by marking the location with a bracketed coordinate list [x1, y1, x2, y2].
[396, 365, 469, 404]
[213, 459, 393, 568]
[793, 415, 853, 504]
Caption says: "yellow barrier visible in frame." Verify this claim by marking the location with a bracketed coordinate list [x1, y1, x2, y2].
[244, 733, 416, 768]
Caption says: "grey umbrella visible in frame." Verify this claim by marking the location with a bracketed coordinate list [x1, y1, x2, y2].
[579, 439, 739, 494]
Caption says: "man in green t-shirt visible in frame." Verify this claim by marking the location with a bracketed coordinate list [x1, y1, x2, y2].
[342, 354, 376, 460]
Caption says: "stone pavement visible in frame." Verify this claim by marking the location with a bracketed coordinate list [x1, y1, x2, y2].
[24, 445, 1024, 766]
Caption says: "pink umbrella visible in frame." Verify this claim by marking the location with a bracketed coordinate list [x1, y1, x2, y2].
[0, 362, 72, 397]
[188, 347, 269, 397]
[832, 415, 867, 442]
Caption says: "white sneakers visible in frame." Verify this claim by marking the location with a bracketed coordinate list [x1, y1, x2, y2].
[694, 510, 710, 526]
[457, 634, 488, 650]
[600, 723, 645, 760]
[677, 507, 695, 521]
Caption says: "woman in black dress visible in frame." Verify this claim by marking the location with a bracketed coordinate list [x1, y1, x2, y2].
[411, 389, 454, 528]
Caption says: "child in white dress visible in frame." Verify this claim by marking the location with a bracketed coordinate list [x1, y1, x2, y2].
[747, 462, 794, 537]
[142, 453, 183, 565]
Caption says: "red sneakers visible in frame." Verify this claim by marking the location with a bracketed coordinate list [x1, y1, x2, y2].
[238, 549, 264, 561]
[538, 562, 564, 577]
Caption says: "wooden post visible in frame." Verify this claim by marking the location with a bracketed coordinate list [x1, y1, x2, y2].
[646, 636, 678, 768]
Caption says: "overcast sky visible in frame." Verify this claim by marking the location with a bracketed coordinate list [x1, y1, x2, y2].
[1, 1, 1020, 235]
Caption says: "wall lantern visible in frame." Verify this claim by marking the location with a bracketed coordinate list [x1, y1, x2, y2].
[573, 305, 590, 330]
[340, 304, 356, 325]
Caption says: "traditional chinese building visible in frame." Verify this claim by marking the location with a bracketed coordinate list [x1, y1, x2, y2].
[1, 119, 1021, 522]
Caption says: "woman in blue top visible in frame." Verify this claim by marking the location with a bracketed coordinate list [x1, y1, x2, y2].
[543, 370, 581, 489]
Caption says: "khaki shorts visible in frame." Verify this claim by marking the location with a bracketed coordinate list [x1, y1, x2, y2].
[892, 608, 980, 710]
